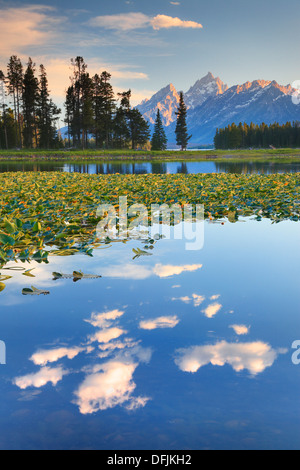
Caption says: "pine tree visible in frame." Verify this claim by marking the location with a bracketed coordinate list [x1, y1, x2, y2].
[22, 58, 39, 148]
[175, 92, 191, 151]
[99, 71, 115, 148]
[64, 85, 75, 147]
[151, 109, 167, 151]
[128, 108, 150, 149]
[6, 56, 23, 148]
[37, 64, 61, 148]
[0, 108, 17, 148]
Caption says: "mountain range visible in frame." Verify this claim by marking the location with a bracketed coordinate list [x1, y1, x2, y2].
[136, 72, 300, 146]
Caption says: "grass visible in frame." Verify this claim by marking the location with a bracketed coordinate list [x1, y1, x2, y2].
[0, 171, 299, 266]
[0, 148, 300, 162]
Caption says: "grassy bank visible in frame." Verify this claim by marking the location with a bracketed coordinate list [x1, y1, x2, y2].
[0, 172, 299, 266]
[0, 148, 300, 162]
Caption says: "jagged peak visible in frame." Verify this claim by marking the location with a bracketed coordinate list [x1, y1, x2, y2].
[228, 79, 293, 95]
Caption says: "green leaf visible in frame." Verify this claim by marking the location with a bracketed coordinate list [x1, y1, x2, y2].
[0, 233, 15, 246]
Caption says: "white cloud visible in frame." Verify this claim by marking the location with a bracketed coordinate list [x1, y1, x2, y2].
[230, 325, 250, 336]
[153, 263, 203, 278]
[14, 366, 67, 389]
[210, 294, 221, 301]
[151, 15, 203, 30]
[85, 309, 125, 328]
[202, 302, 222, 318]
[89, 327, 126, 344]
[74, 360, 150, 414]
[30, 347, 85, 366]
[192, 294, 205, 307]
[175, 341, 282, 376]
[88, 12, 202, 31]
[172, 293, 205, 306]
[139, 315, 179, 330]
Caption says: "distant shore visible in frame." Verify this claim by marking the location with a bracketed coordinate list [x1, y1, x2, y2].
[0, 148, 300, 162]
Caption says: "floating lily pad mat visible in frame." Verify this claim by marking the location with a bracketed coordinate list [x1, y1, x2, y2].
[0, 172, 299, 265]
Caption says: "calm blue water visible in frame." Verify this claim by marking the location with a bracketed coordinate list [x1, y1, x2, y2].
[0, 219, 299, 449]
[0, 161, 300, 174]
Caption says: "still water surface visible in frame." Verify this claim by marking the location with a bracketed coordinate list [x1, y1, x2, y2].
[0, 219, 299, 449]
[1, 161, 300, 174]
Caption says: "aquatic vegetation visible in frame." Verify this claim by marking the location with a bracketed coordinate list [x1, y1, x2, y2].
[52, 271, 102, 281]
[0, 172, 299, 266]
[22, 286, 50, 296]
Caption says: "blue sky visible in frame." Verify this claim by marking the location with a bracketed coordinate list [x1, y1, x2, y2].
[0, 0, 299, 113]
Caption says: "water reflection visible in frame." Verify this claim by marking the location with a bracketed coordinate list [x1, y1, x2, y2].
[175, 341, 284, 376]
[0, 218, 299, 449]
[1, 160, 300, 174]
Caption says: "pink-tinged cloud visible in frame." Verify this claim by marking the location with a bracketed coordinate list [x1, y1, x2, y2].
[74, 361, 150, 414]
[151, 15, 203, 30]
[0, 5, 63, 56]
[14, 366, 67, 389]
[30, 347, 84, 366]
[175, 341, 284, 376]
[88, 12, 203, 31]
[139, 315, 180, 330]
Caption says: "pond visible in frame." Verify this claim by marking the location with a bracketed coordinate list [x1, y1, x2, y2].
[1, 160, 300, 174]
[0, 218, 299, 450]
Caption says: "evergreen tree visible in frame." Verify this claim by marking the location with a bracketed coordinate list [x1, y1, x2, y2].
[214, 121, 300, 149]
[151, 109, 167, 151]
[0, 108, 17, 149]
[65, 57, 95, 149]
[6, 56, 23, 148]
[37, 64, 61, 148]
[22, 58, 39, 148]
[128, 108, 150, 149]
[64, 85, 75, 147]
[99, 71, 115, 148]
[175, 92, 191, 151]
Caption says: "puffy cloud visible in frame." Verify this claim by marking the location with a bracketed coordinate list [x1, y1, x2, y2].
[14, 366, 67, 389]
[192, 294, 205, 307]
[85, 309, 125, 328]
[202, 302, 222, 318]
[151, 15, 203, 30]
[89, 327, 126, 344]
[74, 360, 150, 414]
[230, 325, 250, 336]
[30, 347, 85, 366]
[175, 341, 281, 376]
[139, 315, 179, 330]
[88, 12, 202, 31]
[210, 294, 221, 301]
[153, 263, 202, 278]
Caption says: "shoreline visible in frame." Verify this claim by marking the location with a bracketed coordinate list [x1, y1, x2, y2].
[0, 148, 300, 163]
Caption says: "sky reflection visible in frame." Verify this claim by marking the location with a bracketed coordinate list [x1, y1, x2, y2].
[0, 218, 299, 449]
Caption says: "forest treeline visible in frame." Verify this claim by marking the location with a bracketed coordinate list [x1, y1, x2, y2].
[214, 122, 300, 149]
[0, 56, 153, 150]
[0, 56, 61, 149]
